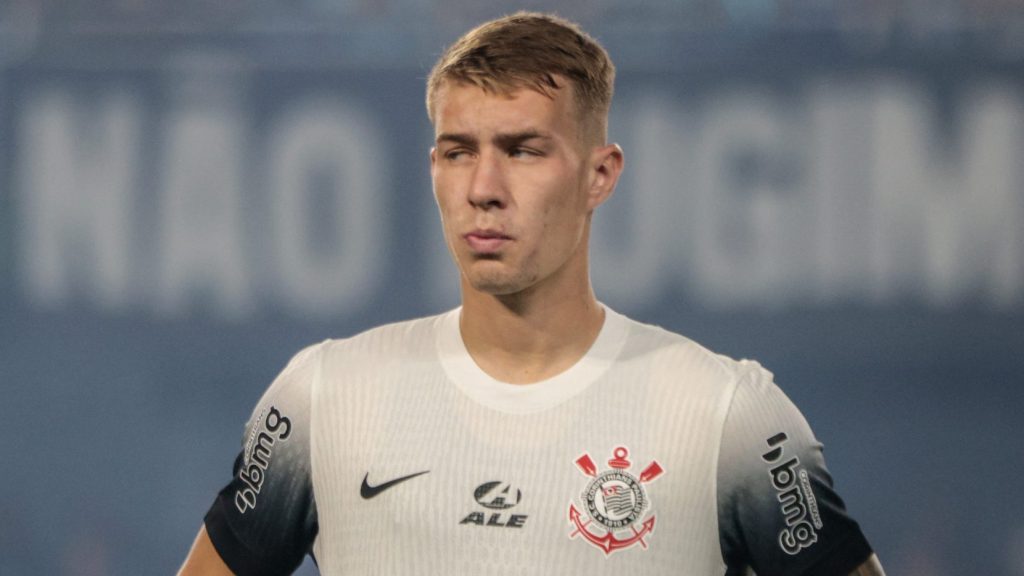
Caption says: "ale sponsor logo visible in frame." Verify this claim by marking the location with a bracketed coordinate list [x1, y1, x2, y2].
[459, 481, 528, 528]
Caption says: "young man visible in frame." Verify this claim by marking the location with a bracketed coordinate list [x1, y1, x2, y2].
[180, 12, 885, 575]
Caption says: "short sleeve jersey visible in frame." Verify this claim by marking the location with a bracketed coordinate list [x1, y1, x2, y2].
[204, 306, 873, 575]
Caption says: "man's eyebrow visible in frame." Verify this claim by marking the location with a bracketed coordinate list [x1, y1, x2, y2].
[435, 132, 476, 146]
[435, 130, 552, 147]
[494, 130, 551, 148]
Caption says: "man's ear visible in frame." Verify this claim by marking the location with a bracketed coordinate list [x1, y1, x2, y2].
[587, 143, 624, 210]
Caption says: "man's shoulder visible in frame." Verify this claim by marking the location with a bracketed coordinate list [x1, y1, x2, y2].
[616, 311, 766, 385]
[317, 309, 453, 361]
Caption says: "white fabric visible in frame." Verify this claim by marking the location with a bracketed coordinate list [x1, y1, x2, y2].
[308, 307, 743, 575]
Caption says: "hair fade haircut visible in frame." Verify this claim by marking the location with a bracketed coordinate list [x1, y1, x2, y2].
[426, 12, 616, 143]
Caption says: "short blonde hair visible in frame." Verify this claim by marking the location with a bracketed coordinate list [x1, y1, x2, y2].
[426, 12, 615, 143]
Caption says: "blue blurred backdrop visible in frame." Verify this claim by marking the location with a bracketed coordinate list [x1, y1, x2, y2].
[1, 1, 1022, 574]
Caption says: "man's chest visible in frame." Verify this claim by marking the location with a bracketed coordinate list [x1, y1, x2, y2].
[309, 372, 729, 575]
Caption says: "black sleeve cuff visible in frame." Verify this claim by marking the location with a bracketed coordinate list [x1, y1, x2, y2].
[801, 528, 874, 576]
[204, 492, 306, 576]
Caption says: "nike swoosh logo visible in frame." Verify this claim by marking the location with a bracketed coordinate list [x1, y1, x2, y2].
[360, 470, 429, 499]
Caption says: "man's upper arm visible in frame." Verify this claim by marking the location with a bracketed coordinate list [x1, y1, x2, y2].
[178, 525, 235, 576]
[849, 553, 886, 576]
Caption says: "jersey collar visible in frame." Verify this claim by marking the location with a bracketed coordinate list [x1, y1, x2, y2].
[436, 303, 630, 414]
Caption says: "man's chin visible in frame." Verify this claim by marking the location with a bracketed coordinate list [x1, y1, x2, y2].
[468, 279, 521, 296]
[464, 271, 528, 297]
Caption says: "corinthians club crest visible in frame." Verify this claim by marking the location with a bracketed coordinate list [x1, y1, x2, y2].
[568, 446, 664, 555]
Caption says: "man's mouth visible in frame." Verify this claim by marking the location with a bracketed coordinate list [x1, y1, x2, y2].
[464, 229, 512, 253]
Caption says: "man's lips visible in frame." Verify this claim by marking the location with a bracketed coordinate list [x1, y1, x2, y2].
[464, 230, 512, 253]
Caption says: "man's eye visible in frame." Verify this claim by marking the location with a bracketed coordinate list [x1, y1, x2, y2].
[445, 149, 470, 161]
[509, 147, 539, 158]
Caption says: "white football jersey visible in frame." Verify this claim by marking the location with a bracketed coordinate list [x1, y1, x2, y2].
[204, 306, 872, 575]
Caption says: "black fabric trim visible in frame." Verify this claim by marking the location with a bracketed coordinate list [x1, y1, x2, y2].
[204, 493, 306, 576]
[800, 529, 874, 576]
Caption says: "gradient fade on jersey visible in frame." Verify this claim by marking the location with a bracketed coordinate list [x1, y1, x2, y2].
[205, 306, 872, 575]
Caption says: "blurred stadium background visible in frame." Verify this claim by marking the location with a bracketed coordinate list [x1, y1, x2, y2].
[1, 0, 1022, 574]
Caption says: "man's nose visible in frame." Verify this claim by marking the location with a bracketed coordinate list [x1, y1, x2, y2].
[467, 152, 508, 209]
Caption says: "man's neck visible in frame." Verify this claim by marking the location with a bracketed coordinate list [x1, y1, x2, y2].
[458, 282, 605, 385]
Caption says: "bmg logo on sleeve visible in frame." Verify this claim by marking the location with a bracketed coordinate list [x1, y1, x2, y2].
[234, 406, 292, 513]
[761, 432, 823, 555]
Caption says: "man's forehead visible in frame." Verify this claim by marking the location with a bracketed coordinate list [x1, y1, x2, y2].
[434, 79, 559, 110]
[435, 75, 566, 100]
[432, 77, 576, 119]
[432, 79, 574, 130]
